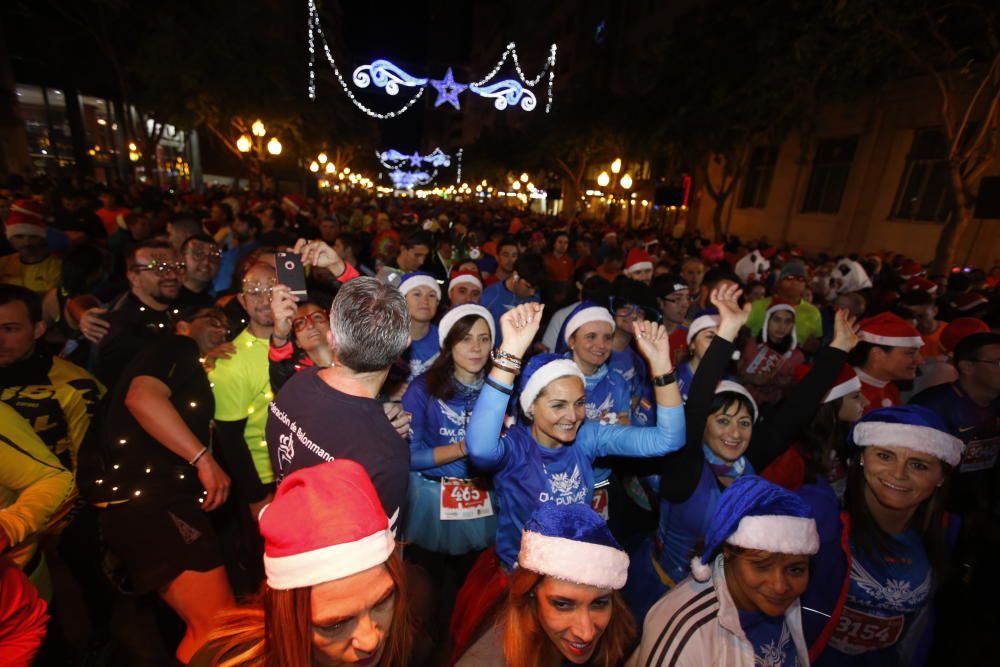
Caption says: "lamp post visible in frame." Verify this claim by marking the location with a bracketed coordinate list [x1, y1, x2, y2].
[237, 118, 282, 191]
[595, 157, 636, 228]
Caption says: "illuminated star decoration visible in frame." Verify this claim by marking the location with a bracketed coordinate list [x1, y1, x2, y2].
[430, 68, 467, 110]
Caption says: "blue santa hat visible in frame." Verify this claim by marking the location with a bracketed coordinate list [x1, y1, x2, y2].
[518, 503, 629, 590]
[397, 271, 442, 300]
[690, 475, 819, 582]
[555, 300, 615, 354]
[849, 405, 964, 468]
[518, 352, 586, 418]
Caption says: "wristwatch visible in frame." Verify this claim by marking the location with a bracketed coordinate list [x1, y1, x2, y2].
[651, 371, 677, 387]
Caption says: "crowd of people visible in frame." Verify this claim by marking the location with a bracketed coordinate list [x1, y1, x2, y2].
[0, 173, 997, 667]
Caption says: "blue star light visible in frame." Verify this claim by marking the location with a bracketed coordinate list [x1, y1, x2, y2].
[430, 67, 467, 110]
[409, 153, 423, 167]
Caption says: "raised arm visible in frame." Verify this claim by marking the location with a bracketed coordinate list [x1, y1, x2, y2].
[467, 303, 544, 470]
[661, 284, 750, 503]
[748, 309, 858, 471]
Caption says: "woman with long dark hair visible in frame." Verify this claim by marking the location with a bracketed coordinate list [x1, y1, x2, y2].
[621, 284, 858, 626]
[457, 503, 634, 667]
[402, 304, 497, 559]
[189, 460, 412, 667]
[800, 405, 962, 666]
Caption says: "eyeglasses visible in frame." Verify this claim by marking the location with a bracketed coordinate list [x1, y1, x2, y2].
[186, 248, 222, 262]
[242, 281, 275, 298]
[661, 294, 691, 306]
[132, 261, 186, 275]
[292, 310, 329, 332]
[192, 314, 231, 334]
[610, 298, 662, 323]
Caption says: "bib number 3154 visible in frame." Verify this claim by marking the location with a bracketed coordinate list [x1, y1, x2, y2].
[828, 607, 904, 654]
[440, 478, 493, 521]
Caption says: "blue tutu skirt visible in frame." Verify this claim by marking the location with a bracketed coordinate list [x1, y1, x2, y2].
[403, 472, 497, 555]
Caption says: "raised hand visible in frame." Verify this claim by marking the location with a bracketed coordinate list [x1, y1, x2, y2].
[293, 238, 346, 276]
[498, 303, 544, 358]
[270, 283, 298, 341]
[710, 283, 751, 341]
[830, 308, 859, 353]
[633, 319, 674, 375]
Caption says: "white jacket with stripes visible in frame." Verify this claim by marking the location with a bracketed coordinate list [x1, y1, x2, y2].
[627, 554, 810, 667]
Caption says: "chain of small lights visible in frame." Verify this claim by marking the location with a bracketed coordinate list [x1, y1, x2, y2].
[377, 148, 451, 171]
[472, 42, 557, 113]
[307, 0, 424, 119]
[307, 0, 555, 116]
[455, 148, 463, 184]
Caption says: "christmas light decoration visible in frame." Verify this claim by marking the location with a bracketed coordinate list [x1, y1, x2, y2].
[429, 68, 467, 109]
[306, 0, 556, 117]
[455, 149, 463, 184]
[377, 148, 452, 170]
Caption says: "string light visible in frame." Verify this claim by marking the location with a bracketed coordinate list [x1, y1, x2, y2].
[306, 0, 556, 116]
[456, 148, 463, 184]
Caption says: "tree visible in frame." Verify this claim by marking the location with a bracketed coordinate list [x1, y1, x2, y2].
[841, 0, 1000, 272]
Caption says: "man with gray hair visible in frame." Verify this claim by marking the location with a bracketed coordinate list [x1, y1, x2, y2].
[265, 276, 412, 530]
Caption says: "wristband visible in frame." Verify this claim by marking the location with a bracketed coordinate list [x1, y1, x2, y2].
[651, 371, 677, 387]
[189, 446, 209, 466]
[490, 349, 523, 373]
[485, 377, 514, 395]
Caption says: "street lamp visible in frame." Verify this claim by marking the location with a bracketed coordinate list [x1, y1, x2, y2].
[251, 119, 266, 138]
[597, 171, 610, 188]
[236, 135, 252, 153]
[520, 172, 529, 183]
[317, 152, 328, 165]
[512, 180, 521, 190]
[309, 160, 320, 172]
[611, 158, 622, 175]
[267, 137, 282, 156]
[325, 162, 336, 174]
[620, 173, 633, 190]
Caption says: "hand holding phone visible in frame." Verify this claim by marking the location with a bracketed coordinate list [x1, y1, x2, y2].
[276, 252, 308, 299]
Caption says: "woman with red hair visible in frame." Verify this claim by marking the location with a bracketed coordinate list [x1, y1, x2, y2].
[188, 460, 412, 667]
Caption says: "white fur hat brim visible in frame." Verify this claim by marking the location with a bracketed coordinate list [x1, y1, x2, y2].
[438, 304, 495, 347]
[852, 422, 964, 467]
[564, 306, 616, 344]
[519, 359, 586, 415]
[398, 274, 442, 300]
[448, 274, 482, 292]
[519, 530, 629, 590]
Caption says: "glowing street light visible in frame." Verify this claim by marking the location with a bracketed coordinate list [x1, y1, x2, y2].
[620, 173, 633, 190]
[236, 135, 252, 153]
[512, 180, 521, 190]
[597, 171, 611, 187]
[266, 137, 282, 156]
[611, 158, 622, 175]
[520, 172, 529, 183]
[317, 152, 328, 164]
[309, 161, 320, 173]
[251, 119, 266, 137]
[325, 162, 336, 174]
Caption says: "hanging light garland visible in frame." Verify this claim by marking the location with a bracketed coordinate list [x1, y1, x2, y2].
[307, 0, 556, 117]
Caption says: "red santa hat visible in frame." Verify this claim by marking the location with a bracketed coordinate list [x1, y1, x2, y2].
[794, 363, 862, 403]
[899, 260, 925, 280]
[5, 199, 47, 239]
[856, 312, 923, 348]
[623, 248, 654, 275]
[281, 194, 306, 213]
[762, 298, 797, 350]
[902, 276, 938, 295]
[939, 317, 989, 354]
[448, 269, 483, 294]
[260, 460, 395, 590]
[951, 292, 988, 313]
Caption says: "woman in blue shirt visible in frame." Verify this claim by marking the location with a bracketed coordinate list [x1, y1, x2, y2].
[623, 285, 857, 626]
[449, 301, 685, 660]
[402, 303, 497, 557]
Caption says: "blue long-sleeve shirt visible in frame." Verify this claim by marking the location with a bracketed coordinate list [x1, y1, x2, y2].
[402, 375, 482, 478]
[468, 380, 685, 569]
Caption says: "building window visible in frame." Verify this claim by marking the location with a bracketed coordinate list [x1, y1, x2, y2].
[738, 146, 778, 209]
[891, 128, 954, 222]
[801, 136, 858, 214]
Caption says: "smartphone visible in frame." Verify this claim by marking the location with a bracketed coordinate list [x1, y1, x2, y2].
[276, 252, 308, 299]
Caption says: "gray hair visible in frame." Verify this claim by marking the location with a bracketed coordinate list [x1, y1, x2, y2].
[329, 277, 410, 372]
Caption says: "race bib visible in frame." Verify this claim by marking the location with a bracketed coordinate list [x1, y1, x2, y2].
[828, 606, 905, 654]
[440, 477, 493, 521]
[960, 436, 1000, 473]
[591, 487, 610, 520]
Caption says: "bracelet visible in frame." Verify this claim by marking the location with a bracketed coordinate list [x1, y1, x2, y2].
[189, 446, 208, 466]
[651, 371, 677, 387]
[490, 349, 523, 373]
[485, 377, 514, 395]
